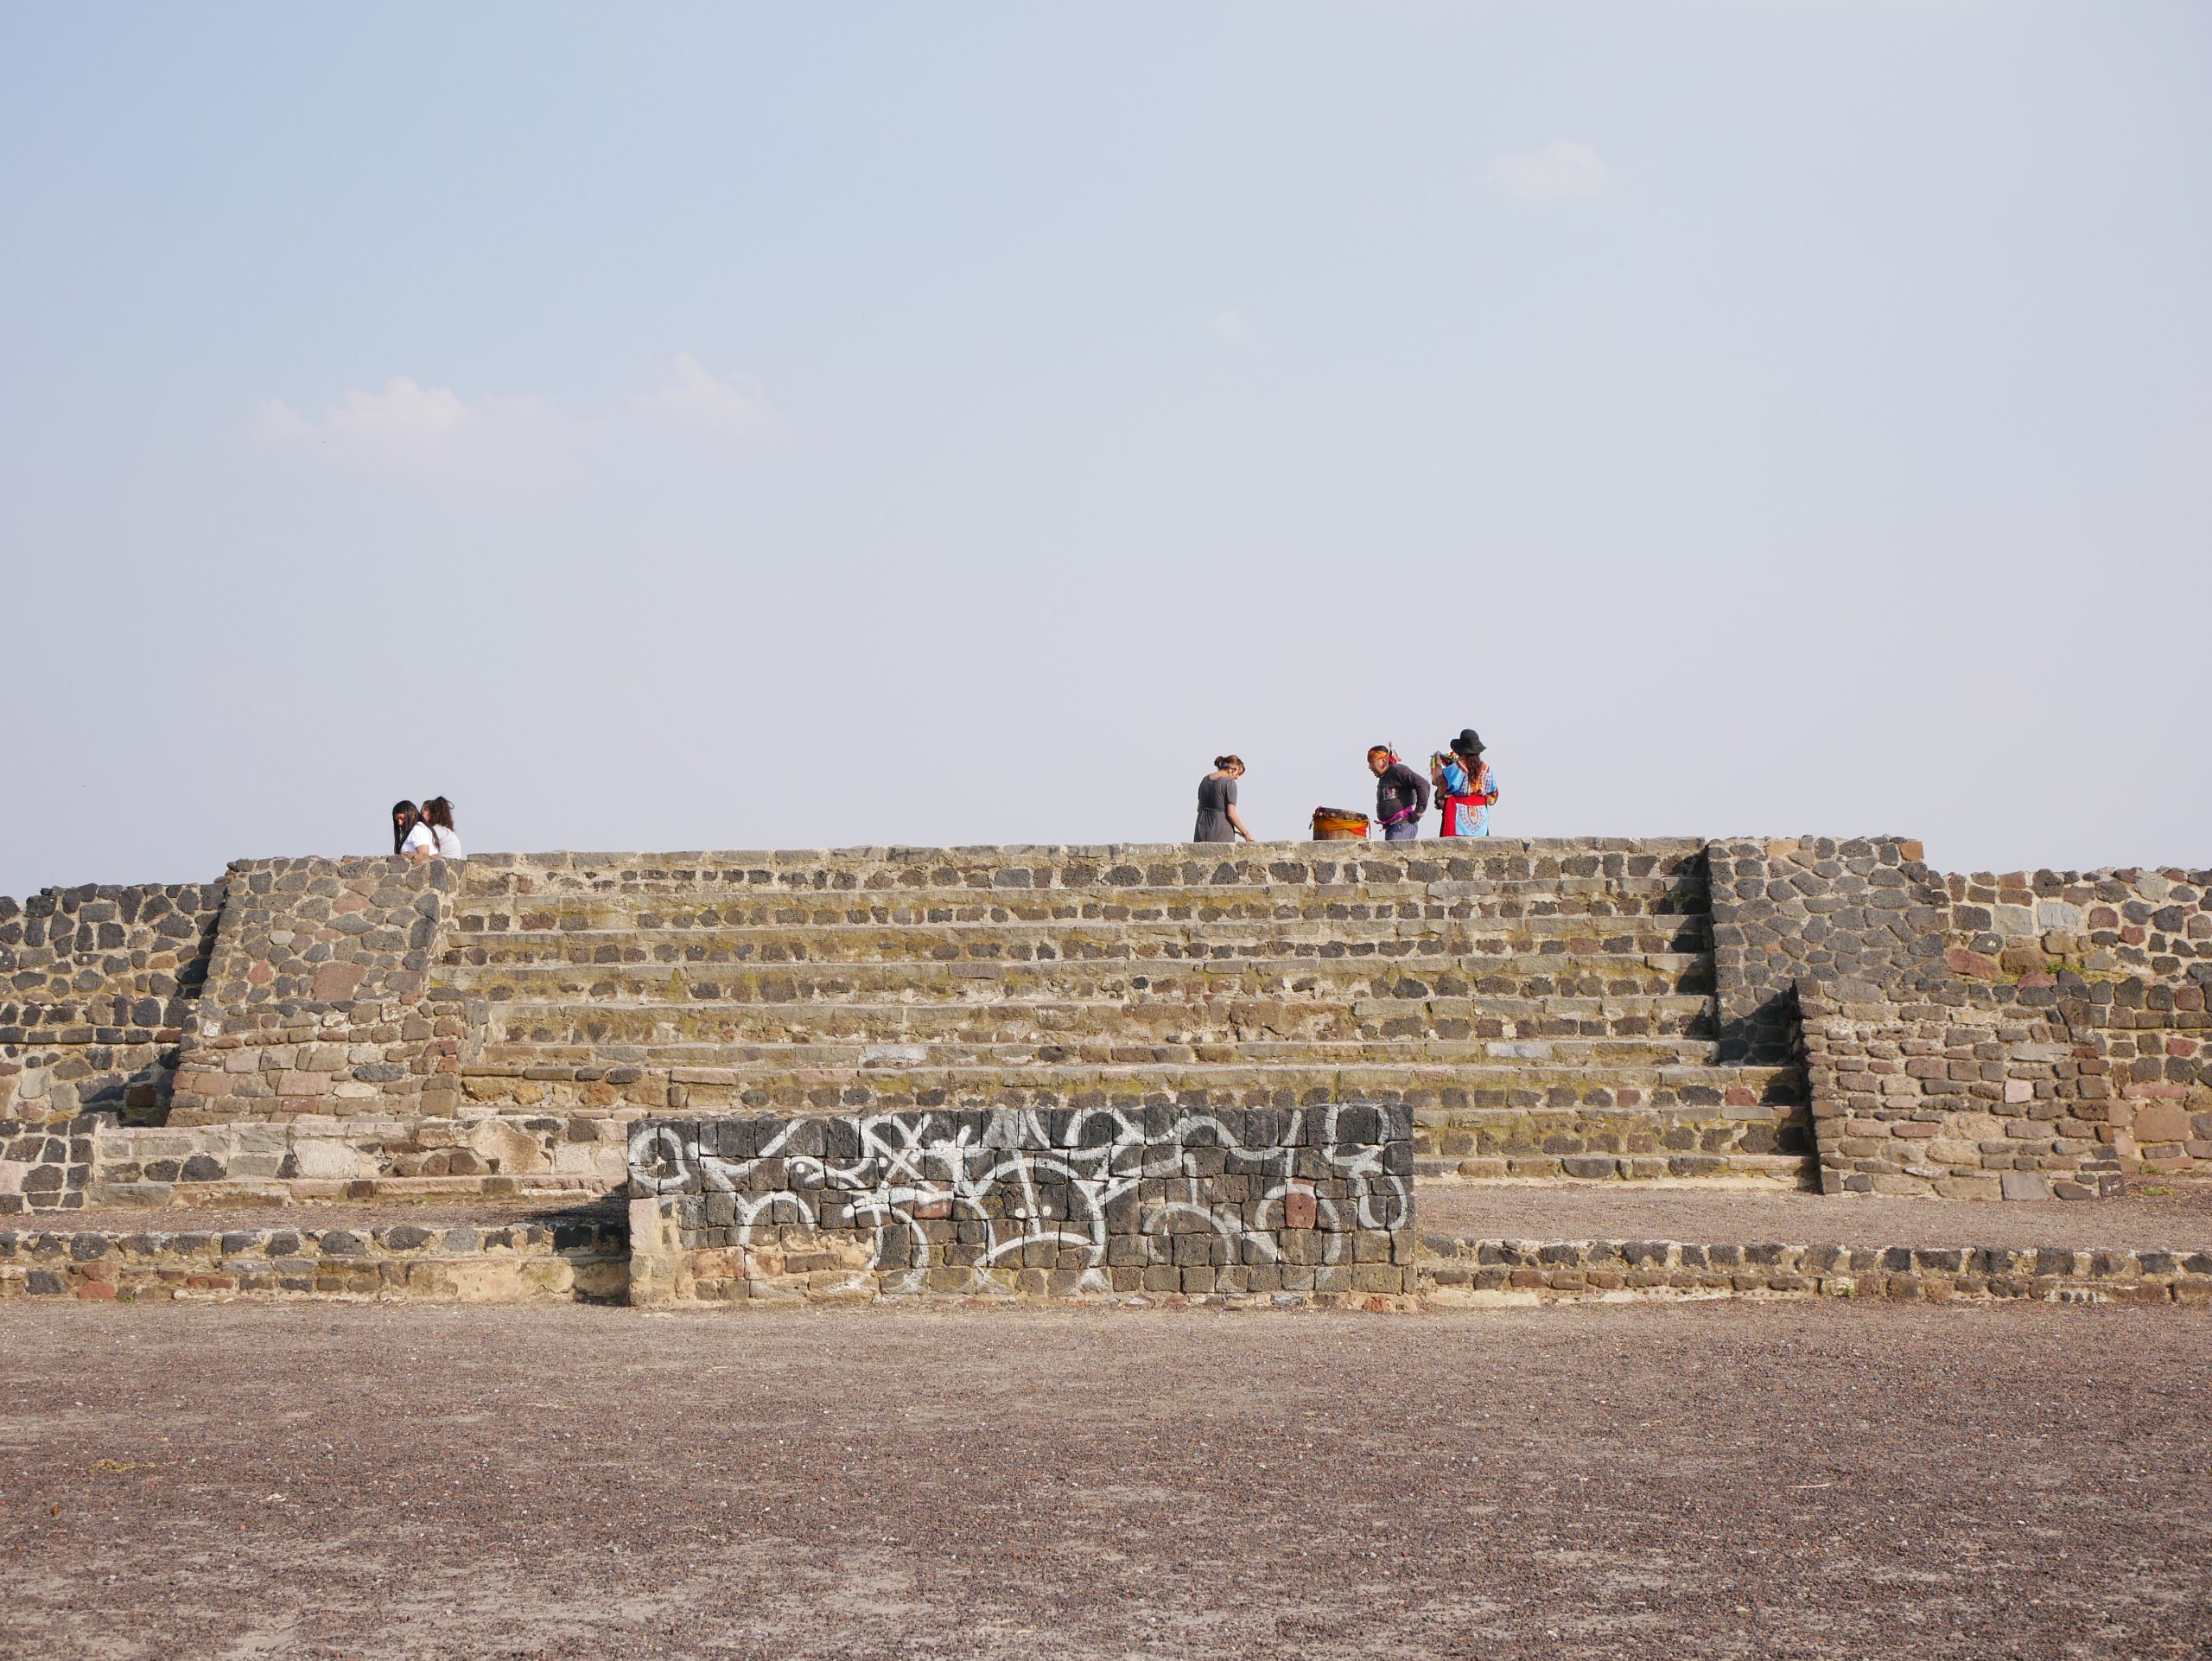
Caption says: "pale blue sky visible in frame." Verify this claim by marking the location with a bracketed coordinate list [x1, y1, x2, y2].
[3, 3, 2207, 896]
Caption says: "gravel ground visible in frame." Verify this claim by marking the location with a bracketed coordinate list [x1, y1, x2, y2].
[3, 1301, 2207, 1661]
[1418, 1180, 2212, 1251]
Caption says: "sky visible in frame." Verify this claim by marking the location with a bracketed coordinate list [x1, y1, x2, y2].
[3, 2, 2207, 898]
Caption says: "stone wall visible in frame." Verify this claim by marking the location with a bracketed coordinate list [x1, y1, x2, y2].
[1802, 985, 2120, 1199]
[0, 880, 226, 1126]
[1418, 1235, 2212, 1305]
[0, 1114, 104, 1214]
[1944, 867, 2210, 985]
[1705, 837, 1948, 1064]
[1782, 862, 2211, 1198]
[83, 1113, 626, 1208]
[0, 1213, 626, 1302]
[1802, 976, 2209, 1198]
[627, 1102, 1415, 1306]
[168, 857, 474, 1127]
[4, 839, 2202, 1211]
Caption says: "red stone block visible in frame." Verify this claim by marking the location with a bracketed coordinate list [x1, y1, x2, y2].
[1946, 946, 2003, 979]
[310, 960, 366, 1002]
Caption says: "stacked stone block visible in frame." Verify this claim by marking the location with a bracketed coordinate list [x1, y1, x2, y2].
[454, 842, 1810, 1189]
[1418, 1236, 2212, 1304]
[1802, 974, 2209, 1198]
[0, 1114, 102, 1214]
[0, 881, 226, 1127]
[1706, 837, 1948, 1063]
[83, 1113, 624, 1208]
[1944, 867, 2210, 984]
[168, 857, 475, 1127]
[0, 1214, 626, 1302]
[1800, 986, 2126, 1199]
[6, 837, 2202, 1222]
[626, 1101, 1414, 1306]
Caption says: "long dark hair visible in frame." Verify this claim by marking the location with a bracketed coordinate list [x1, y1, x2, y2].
[422, 796, 455, 831]
[391, 800, 420, 856]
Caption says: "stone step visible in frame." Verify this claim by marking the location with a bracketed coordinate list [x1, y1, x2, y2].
[475, 1032, 1723, 1070]
[1411, 1150, 1814, 1187]
[476, 992, 1716, 1046]
[460, 894, 1713, 932]
[1410, 1101, 1808, 1161]
[456, 1056, 1803, 1117]
[450, 880, 1709, 933]
[460, 842, 1711, 901]
[444, 948, 1711, 1006]
[442, 914, 1713, 964]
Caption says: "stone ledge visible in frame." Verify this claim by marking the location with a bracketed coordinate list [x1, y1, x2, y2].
[1418, 1236, 2212, 1305]
[0, 1217, 627, 1303]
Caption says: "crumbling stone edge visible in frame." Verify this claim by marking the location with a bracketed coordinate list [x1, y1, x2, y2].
[0, 1218, 627, 1303]
[1421, 1237, 2212, 1306]
[4, 1221, 2207, 1308]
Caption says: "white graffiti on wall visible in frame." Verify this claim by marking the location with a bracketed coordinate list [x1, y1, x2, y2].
[628, 1105, 1408, 1295]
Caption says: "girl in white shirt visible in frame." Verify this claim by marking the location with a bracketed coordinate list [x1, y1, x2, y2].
[419, 796, 464, 861]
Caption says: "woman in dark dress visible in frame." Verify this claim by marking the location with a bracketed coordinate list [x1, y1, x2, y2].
[1194, 755, 1255, 843]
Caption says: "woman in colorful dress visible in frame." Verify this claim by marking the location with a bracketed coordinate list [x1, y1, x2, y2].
[1431, 729, 1498, 837]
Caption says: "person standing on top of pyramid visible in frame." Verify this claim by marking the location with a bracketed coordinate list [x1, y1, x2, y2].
[1366, 744, 1430, 841]
[1431, 729, 1499, 837]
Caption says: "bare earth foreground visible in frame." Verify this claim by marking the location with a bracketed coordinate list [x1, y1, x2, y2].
[3, 1305, 2208, 1661]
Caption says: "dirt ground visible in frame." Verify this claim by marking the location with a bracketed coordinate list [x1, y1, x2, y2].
[3, 1302, 2207, 1661]
[1418, 1179, 2212, 1251]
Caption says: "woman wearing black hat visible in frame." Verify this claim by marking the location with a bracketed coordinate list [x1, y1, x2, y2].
[1431, 729, 1498, 837]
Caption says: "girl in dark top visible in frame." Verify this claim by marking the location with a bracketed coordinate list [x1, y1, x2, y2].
[391, 800, 421, 856]
[1194, 755, 1255, 843]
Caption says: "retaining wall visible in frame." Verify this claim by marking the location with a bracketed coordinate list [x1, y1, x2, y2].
[0, 1214, 626, 1302]
[626, 1103, 1416, 1305]
[6, 842, 2204, 1218]
[1418, 1236, 2212, 1305]
[167, 857, 475, 1126]
[1704, 837, 1948, 1063]
[0, 880, 226, 1128]
[1790, 862, 2210, 1196]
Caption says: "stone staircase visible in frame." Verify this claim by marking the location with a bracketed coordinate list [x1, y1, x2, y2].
[438, 843, 1812, 1187]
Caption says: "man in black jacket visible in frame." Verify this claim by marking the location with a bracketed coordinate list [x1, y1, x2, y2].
[1366, 746, 1431, 841]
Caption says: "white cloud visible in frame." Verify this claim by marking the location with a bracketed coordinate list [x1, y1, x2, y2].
[255, 356, 778, 478]
[1485, 140, 1610, 199]
[253, 377, 559, 480]
[627, 353, 779, 436]
[1207, 309, 1251, 344]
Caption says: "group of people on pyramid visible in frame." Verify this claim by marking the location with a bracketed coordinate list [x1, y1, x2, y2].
[1193, 729, 1498, 844]
[389, 797, 466, 862]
